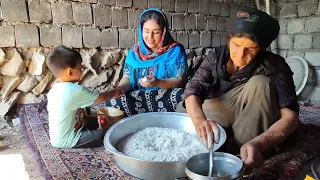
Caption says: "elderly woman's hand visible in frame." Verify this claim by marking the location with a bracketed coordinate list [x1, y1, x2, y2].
[139, 74, 160, 88]
[195, 120, 220, 148]
[240, 140, 264, 168]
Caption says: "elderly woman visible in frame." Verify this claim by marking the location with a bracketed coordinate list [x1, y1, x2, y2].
[105, 8, 188, 115]
[177, 8, 299, 168]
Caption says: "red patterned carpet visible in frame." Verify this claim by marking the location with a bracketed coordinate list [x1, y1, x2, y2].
[19, 102, 320, 180]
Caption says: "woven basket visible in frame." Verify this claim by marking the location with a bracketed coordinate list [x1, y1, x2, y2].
[97, 107, 126, 127]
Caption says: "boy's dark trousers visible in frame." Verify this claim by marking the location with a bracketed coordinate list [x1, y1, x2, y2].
[73, 116, 106, 148]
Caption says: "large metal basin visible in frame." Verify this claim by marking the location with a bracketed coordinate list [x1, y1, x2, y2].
[104, 112, 227, 180]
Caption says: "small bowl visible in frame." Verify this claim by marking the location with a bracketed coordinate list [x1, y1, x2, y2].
[186, 152, 244, 180]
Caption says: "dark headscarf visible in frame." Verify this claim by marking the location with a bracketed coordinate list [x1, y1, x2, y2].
[226, 7, 280, 48]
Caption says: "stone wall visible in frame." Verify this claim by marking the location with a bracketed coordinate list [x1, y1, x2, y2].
[0, 0, 255, 118]
[271, 0, 320, 102]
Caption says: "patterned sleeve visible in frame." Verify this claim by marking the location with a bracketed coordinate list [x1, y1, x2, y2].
[183, 50, 216, 102]
[123, 65, 130, 78]
[122, 61, 130, 78]
[122, 50, 136, 78]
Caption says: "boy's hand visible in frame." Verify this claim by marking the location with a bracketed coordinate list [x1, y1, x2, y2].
[74, 119, 84, 131]
[96, 86, 124, 103]
[113, 85, 123, 98]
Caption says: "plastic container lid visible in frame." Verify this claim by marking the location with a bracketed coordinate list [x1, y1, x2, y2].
[285, 56, 309, 95]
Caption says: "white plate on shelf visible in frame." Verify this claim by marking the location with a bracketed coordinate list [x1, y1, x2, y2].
[285, 56, 309, 95]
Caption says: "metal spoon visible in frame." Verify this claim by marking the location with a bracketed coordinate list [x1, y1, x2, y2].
[208, 145, 214, 177]
[208, 132, 214, 177]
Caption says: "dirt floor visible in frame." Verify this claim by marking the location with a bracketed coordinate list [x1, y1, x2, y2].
[0, 123, 44, 180]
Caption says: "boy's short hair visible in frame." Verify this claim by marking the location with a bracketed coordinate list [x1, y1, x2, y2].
[46, 45, 82, 77]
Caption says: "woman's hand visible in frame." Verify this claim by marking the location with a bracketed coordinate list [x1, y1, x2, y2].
[74, 119, 85, 131]
[139, 74, 160, 88]
[195, 120, 220, 148]
[240, 140, 264, 168]
[112, 85, 123, 98]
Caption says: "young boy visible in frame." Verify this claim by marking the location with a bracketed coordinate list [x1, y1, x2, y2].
[46, 45, 122, 148]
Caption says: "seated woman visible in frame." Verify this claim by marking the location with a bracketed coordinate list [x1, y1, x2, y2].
[177, 8, 300, 168]
[105, 8, 188, 116]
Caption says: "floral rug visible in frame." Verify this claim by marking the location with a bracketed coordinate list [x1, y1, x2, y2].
[19, 102, 135, 180]
[248, 105, 320, 180]
[19, 102, 320, 180]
